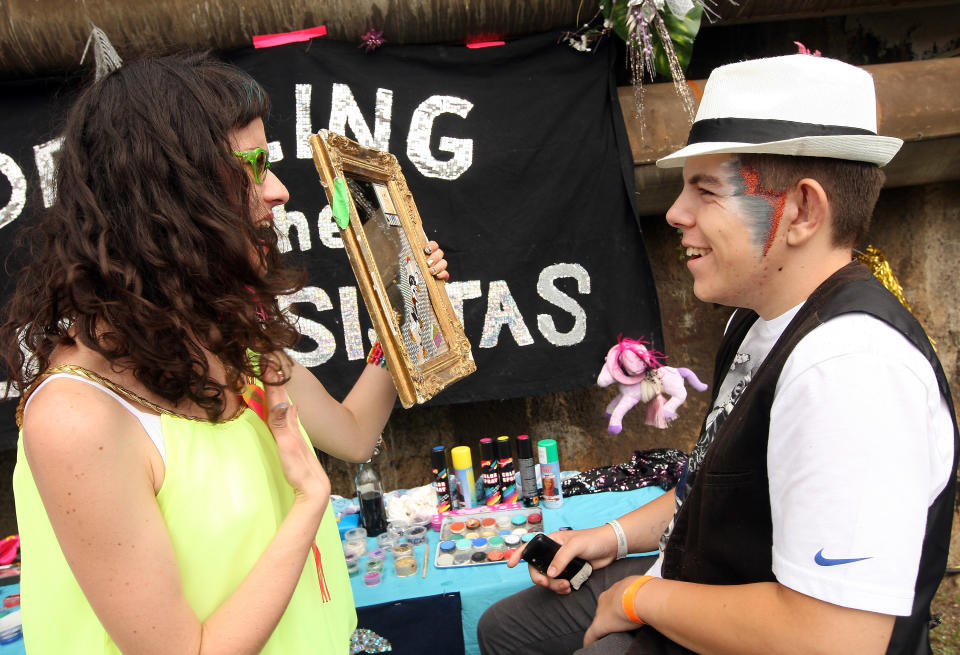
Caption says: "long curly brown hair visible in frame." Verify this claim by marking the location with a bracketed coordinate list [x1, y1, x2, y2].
[0, 53, 305, 420]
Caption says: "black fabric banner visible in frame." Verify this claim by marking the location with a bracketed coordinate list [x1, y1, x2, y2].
[0, 33, 662, 449]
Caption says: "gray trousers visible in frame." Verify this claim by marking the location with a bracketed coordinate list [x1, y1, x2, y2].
[476, 555, 658, 655]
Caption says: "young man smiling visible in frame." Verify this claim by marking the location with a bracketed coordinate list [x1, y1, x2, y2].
[478, 54, 957, 655]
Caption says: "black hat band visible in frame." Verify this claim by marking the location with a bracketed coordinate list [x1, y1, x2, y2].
[687, 117, 878, 146]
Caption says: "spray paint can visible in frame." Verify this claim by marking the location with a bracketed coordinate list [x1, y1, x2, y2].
[537, 438, 563, 509]
[431, 446, 453, 513]
[479, 438, 502, 505]
[496, 435, 518, 503]
[451, 445, 477, 508]
[516, 434, 540, 507]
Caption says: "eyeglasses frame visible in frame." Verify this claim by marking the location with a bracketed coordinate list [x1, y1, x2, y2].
[233, 147, 271, 184]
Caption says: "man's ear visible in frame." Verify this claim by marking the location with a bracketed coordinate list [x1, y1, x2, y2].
[784, 177, 830, 247]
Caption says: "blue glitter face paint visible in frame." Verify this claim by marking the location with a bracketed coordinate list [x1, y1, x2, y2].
[723, 159, 787, 256]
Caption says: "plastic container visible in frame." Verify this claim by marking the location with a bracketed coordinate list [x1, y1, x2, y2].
[376, 532, 398, 551]
[394, 555, 418, 577]
[410, 511, 433, 529]
[343, 538, 367, 558]
[356, 462, 388, 536]
[392, 543, 413, 560]
[388, 520, 410, 540]
[344, 527, 367, 542]
[406, 525, 428, 545]
[439, 540, 457, 553]
[345, 552, 360, 576]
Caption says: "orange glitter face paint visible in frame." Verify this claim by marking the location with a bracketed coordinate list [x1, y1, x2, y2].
[725, 161, 787, 256]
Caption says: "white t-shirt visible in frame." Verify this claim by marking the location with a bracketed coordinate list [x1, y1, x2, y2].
[648, 306, 954, 617]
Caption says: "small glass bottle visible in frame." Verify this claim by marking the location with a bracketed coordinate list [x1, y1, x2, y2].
[356, 461, 388, 537]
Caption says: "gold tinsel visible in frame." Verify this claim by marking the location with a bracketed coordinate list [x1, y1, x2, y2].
[856, 245, 936, 350]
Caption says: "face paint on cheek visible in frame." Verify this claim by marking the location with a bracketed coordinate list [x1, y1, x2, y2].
[733, 164, 787, 256]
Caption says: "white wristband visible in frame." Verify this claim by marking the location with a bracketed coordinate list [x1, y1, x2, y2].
[607, 519, 628, 560]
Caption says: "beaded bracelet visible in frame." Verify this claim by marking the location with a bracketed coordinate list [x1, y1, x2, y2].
[621, 575, 654, 624]
[366, 341, 388, 369]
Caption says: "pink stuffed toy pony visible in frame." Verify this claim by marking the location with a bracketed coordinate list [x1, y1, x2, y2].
[597, 337, 708, 433]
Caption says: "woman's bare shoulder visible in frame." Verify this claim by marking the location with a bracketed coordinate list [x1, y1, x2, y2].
[20, 349, 155, 477]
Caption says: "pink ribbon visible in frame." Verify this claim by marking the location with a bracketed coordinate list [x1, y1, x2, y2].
[253, 26, 327, 49]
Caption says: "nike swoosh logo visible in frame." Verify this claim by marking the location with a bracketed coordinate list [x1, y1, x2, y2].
[814, 549, 872, 566]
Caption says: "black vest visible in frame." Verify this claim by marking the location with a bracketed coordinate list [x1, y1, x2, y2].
[628, 263, 959, 655]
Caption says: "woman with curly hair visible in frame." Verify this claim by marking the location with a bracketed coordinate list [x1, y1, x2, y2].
[0, 53, 448, 654]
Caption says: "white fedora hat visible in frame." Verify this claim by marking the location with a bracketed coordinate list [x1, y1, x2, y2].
[657, 54, 903, 168]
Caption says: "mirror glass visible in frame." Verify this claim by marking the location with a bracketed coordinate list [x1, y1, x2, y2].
[345, 177, 450, 367]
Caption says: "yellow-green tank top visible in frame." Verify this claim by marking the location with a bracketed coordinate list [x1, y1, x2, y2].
[13, 369, 356, 654]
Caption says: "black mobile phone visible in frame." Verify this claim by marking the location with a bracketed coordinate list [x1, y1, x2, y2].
[521, 532, 593, 590]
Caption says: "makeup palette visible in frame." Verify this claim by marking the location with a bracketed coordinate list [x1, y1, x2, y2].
[434, 507, 546, 568]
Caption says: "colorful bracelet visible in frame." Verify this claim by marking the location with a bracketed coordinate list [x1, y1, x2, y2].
[366, 341, 388, 369]
[621, 575, 654, 624]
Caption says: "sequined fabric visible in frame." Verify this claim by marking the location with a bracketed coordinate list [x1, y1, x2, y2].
[561, 448, 687, 496]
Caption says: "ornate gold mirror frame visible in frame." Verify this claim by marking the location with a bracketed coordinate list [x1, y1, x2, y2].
[309, 130, 476, 408]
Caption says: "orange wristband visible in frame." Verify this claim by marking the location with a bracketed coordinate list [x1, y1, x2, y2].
[621, 575, 654, 624]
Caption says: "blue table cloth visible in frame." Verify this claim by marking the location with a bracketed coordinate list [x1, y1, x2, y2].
[351, 486, 664, 655]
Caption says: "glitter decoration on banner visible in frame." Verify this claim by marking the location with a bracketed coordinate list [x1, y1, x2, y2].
[350, 628, 392, 653]
[33, 137, 63, 209]
[295, 84, 313, 159]
[445, 280, 482, 326]
[536, 263, 591, 346]
[0, 154, 26, 229]
[479, 281, 534, 348]
[329, 84, 393, 152]
[339, 286, 365, 360]
[279, 287, 337, 367]
[374, 92, 394, 150]
[267, 140, 284, 165]
[405, 96, 475, 180]
[272, 205, 311, 254]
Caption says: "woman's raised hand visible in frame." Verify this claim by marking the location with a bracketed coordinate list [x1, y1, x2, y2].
[262, 364, 330, 504]
[424, 240, 449, 280]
